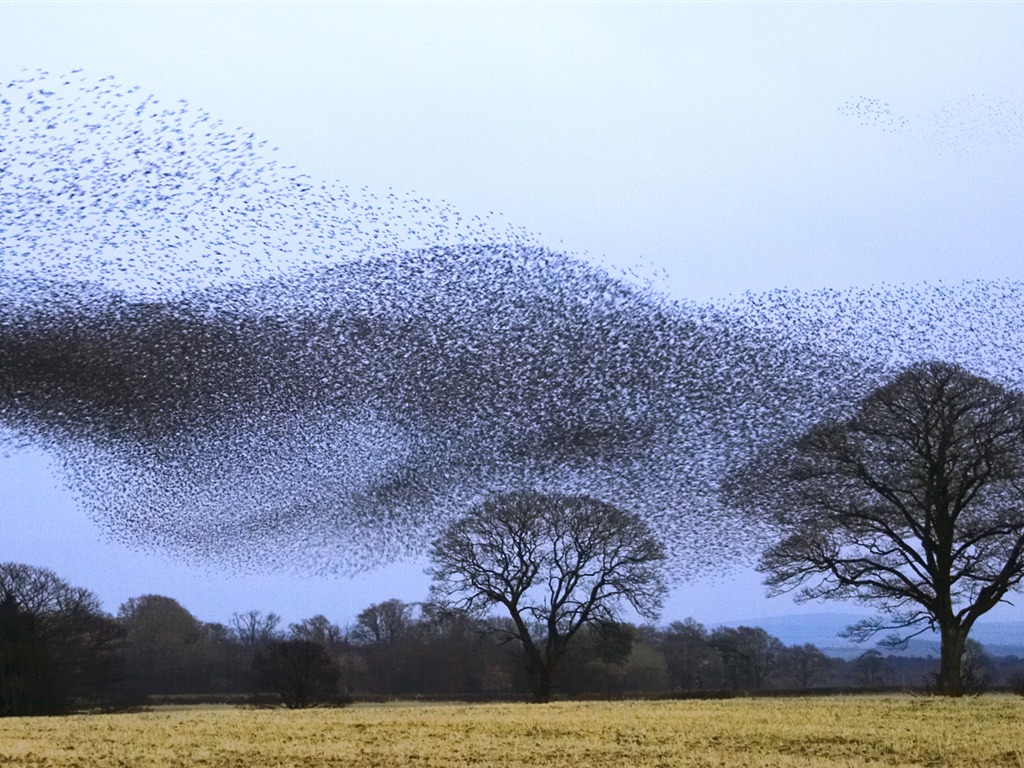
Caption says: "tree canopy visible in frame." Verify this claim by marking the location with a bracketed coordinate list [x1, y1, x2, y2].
[0, 563, 122, 714]
[725, 361, 1024, 695]
[428, 490, 666, 702]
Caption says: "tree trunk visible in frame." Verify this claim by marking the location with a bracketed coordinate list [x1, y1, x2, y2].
[531, 664, 553, 703]
[517, 630, 556, 703]
[937, 623, 967, 696]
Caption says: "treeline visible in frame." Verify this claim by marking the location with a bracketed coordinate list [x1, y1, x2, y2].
[4, 563, 1024, 716]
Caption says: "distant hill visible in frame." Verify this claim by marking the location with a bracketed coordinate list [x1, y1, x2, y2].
[713, 613, 1024, 660]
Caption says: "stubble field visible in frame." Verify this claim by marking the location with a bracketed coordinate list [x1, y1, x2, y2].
[1, 696, 1022, 768]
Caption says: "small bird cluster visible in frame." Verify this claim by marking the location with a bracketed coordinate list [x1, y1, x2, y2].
[838, 93, 1024, 154]
[929, 94, 1024, 153]
[837, 96, 910, 133]
[2, 72, 1022, 581]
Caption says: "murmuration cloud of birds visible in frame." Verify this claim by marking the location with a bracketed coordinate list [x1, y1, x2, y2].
[839, 94, 1024, 152]
[2, 71, 1022, 579]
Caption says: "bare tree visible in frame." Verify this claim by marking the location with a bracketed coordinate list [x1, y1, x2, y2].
[0, 563, 122, 714]
[960, 639, 995, 694]
[708, 626, 783, 690]
[778, 643, 835, 690]
[350, 600, 413, 647]
[726, 361, 1024, 695]
[288, 615, 344, 650]
[427, 490, 666, 702]
[231, 609, 281, 648]
[253, 639, 349, 708]
[118, 595, 203, 695]
[851, 650, 889, 687]
[660, 619, 723, 691]
[0, 562, 101, 619]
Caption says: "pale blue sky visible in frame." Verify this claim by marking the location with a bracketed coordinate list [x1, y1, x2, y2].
[3, 2, 1024, 628]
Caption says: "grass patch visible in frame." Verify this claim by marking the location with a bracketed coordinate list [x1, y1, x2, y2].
[1, 695, 1022, 767]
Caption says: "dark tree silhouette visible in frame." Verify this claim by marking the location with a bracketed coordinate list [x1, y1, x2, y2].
[727, 361, 1024, 695]
[349, 599, 418, 694]
[852, 650, 890, 687]
[427, 490, 666, 702]
[660, 619, 723, 691]
[350, 600, 414, 646]
[0, 563, 123, 715]
[288, 615, 344, 650]
[118, 595, 204, 695]
[708, 626, 783, 690]
[253, 639, 349, 708]
[778, 643, 835, 690]
[960, 639, 995, 694]
[230, 610, 281, 648]
[0, 592, 45, 716]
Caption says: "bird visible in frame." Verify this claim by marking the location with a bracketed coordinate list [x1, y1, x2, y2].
[1, 71, 1023, 583]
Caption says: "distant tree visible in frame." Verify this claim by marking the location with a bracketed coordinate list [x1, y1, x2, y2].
[414, 602, 507, 696]
[118, 595, 204, 695]
[350, 600, 413, 646]
[960, 639, 995, 694]
[231, 609, 281, 647]
[614, 628, 670, 692]
[557, 621, 631, 693]
[225, 609, 283, 693]
[0, 591, 47, 715]
[778, 643, 835, 689]
[726, 362, 1024, 696]
[253, 639, 350, 708]
[287, 615, 361, 694]
[852, 649, 889, 687]
[202, 621, 234, 645]
[349, 599, 418, 694]
[428, 490, 666, 702]
[708, 626, 784, 690]
[559, 623, 669, 695]
[289, 615, 344, 650]
[0, 563, 124, 715]
[195, 621, 246, 693]
[660, 619, 723, 690]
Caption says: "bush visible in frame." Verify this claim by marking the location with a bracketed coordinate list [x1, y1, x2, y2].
[253, 639, 352, 708]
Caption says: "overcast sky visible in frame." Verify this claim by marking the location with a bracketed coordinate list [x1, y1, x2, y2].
[3, 2, 1024, 629]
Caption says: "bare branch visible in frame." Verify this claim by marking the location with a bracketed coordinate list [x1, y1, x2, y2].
[427, 490, 666, 702]
[728, 362, 1024, 695]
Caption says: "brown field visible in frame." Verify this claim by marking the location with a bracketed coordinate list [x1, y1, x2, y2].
[1, 696, 1023, 767]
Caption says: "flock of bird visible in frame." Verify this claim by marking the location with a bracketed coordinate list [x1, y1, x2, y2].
[2, 71, 1022, 580]
[838, 97, 910, 134]
[839, 93, 1024, 152]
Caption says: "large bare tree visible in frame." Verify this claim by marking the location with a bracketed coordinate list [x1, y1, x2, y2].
[0, 563, 121, 714]
[727, 361, 1024, 695]
[427, 491, 666, 702]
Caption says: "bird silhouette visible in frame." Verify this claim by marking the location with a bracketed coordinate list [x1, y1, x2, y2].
[1, 71, 1022, 582]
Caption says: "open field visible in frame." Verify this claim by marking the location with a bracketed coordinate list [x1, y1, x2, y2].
[1, 696, 1023, 767]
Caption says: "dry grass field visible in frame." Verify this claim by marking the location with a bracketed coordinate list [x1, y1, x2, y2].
[1, 696, 1022, 767]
